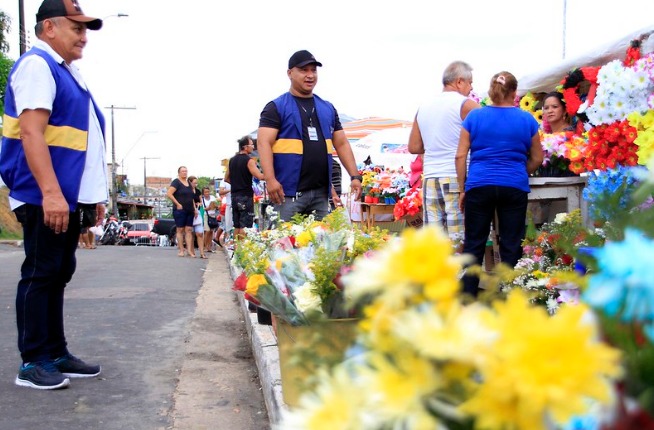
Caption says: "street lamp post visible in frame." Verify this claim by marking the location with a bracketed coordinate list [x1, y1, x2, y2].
[106, 105, 136, 216]
[141, 156, 160, 206]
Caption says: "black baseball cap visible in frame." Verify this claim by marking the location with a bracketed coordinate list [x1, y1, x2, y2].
[288, 50, 323, 69]
[36, 0, 103, 31]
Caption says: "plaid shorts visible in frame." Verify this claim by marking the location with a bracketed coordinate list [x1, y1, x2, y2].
[423, 177, 464, 238]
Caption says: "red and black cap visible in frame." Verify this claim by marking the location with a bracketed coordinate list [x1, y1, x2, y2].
[36, 0, 103, 31]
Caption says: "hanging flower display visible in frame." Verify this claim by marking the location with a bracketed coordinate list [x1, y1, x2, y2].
[579, 119, 639, 171]
[586, 59, 654, 126]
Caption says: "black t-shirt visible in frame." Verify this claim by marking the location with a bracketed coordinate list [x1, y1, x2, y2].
[259, 95, 343, 193]
[170, 178, 195, 212]
[229, 153, 254, 197]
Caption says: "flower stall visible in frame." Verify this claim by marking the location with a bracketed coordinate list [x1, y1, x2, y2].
[269, 29, 654, 429]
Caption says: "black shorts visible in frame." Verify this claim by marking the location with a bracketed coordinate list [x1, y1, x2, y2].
[231, 195, 254, 229]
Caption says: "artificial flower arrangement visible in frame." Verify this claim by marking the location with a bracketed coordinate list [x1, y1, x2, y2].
[518, 91, 544, 125]
[393, 185, 422, 220]
[232, 208, 390, 326]
[536, 130, 587, 176]
[279, 158, 654, 428]
[521, 38, 654, 177]
[278, 226, 624, 430]
[359, 164, 410, 204]
[502, 209, 598, 315]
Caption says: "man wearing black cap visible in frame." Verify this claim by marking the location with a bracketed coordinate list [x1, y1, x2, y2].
[0, 0, 105, 390]
[257, 50, 362, 221]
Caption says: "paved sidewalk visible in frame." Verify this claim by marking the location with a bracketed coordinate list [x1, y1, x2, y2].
[0, 244, 269, 430]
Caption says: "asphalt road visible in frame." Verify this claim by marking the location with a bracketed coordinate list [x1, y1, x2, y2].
[0, 243, 269, 430]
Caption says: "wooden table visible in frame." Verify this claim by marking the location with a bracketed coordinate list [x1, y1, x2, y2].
[360, 203, 396, 229]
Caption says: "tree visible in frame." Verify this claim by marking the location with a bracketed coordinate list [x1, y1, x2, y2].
[0, 10, 14, 117]
[0, 10, 10, 53]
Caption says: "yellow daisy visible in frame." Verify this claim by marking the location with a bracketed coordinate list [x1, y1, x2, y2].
[460, 290, 622, 430]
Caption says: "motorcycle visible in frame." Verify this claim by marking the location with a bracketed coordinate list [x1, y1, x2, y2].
[99, 218, 120, 245]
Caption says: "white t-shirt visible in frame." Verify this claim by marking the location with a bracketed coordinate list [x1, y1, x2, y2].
[219, 180, 231, 205]
[7, 40, 108, 210]
[201, 195, 217, 216]
[417, 91, 467, 178]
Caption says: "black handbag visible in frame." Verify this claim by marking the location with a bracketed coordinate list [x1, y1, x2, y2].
[207, 215, 219, 229]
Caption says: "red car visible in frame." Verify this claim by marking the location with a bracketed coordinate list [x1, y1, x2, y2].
[125, 221, 157, 246]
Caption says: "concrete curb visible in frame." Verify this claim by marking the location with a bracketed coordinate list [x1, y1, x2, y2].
[0, 240, 23, 247]
[228, 255, 287, 426]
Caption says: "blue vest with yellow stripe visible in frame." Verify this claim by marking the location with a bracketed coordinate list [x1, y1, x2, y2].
[272, 92, 335, 196]
[0, 47, 105, 211]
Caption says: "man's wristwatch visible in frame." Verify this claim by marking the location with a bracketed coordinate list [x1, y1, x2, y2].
[350, 175, 363, 182]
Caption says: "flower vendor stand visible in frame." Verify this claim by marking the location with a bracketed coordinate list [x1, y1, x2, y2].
[275, 318, 359, 407]
[527, 176, 588, 225]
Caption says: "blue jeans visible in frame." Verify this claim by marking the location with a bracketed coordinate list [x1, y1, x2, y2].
[274, 188, 329, 222]
[462, 186, 528, 297]
[15, 204, 81, 363]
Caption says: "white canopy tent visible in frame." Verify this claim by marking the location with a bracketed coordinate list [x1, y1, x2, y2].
[350, 127, 415, 171]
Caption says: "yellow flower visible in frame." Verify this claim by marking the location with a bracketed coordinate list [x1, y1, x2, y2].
[295, 230, 313, 247]
[460, 290, 622, 430]
[520, 92, 537, 112]
[532, 109, 543, 122]
[245, 273, 267, 296]
[360, 351, 443, 424]
[281, 367, 368, 430]
[393, 302, 497, 368]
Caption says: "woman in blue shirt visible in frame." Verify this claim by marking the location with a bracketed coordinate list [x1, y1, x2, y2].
[455, 71, 543, 297]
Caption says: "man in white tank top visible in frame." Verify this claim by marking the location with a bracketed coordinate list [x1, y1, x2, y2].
[408, 61, 480, 244]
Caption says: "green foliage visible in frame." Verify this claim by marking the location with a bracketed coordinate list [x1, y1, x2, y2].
[0, 52, 14, 116]
[599, 314, 654, 415]
[0, 10, 11, 54]
[195, 176, 214, 192]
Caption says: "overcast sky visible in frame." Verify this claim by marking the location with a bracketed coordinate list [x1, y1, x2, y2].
[4, 0, 653, 183]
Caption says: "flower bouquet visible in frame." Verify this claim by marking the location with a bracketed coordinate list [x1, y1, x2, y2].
[232, 208, 389, 325]
[280, 227, 623, 429]
[503, 210, 601, 314]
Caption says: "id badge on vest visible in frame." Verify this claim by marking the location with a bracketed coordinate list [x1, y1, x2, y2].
[308, 126, 318, 141]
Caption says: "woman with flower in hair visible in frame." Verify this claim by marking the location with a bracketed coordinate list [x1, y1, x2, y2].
[455, 71, 543, 296]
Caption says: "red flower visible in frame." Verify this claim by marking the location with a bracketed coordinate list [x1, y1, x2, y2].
[232, 272, 248, 292]
[562, 88, 582, 116]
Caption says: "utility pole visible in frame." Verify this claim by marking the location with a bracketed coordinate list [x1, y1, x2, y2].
[141, 156, 160, 206]
[105, 105, 136, 217]
[562, 0, 567, 59]
[18, 0, 26, 55]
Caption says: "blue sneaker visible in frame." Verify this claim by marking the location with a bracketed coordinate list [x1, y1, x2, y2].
[53, 354, 101, 378]
[15, 361, 70, 390]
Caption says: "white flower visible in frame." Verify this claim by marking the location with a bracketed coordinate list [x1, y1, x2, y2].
[293, 282, 323, 314]
[553, 212, 569, 225]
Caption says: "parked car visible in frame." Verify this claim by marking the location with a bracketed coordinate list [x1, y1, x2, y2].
[125, 221, 157, 246]
[152, 218, 177, 245]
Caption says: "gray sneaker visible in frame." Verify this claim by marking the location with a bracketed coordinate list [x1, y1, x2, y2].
[53, 354, 101, 378]
[15, 361, 70, 390]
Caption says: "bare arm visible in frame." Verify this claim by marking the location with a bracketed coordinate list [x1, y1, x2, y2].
[19, 109, 70, 233]
[332, 129, 362, 199]
[408, 116, 424, 154]
[526, 133, 544, 174]
[257, 126, 284, 204]
[460, 99, 480, 120]
[455, 129, 471, 213]
[247, 158, 265, 180]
